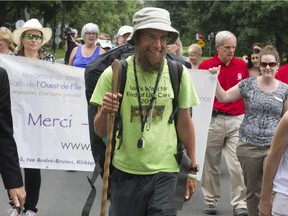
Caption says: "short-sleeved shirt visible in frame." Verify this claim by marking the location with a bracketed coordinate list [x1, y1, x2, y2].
[199, 54, 249, 115]
[275, 64, 288, 84]
[90, 56, 199, 175]
[239, 77, 288, 146]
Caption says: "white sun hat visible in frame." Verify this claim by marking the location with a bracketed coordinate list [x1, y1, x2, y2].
[12, 18, 52, 46]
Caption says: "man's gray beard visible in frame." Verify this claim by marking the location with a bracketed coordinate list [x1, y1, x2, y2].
[136, 48, 165, 73]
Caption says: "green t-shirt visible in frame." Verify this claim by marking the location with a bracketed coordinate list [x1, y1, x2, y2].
[90, 56, 199, 175]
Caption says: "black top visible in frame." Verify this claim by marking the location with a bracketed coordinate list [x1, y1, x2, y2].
[0, 67, 23, 189]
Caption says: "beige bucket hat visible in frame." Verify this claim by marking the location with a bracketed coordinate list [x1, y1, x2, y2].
[127, 7, 179, 46]
[12, 18, 52, 46]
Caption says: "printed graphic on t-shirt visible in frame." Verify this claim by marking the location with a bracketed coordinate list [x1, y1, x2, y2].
[130, 105, 165, 122]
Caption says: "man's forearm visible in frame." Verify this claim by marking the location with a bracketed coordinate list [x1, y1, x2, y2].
[94, 106, 108, 138]
[176, 109, 196, 166]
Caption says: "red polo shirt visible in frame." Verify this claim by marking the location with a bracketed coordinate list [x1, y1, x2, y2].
[276, 64, 288, 84]
[199, 54, 249, 115]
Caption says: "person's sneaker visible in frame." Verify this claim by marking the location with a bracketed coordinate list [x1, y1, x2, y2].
[233, 208, 248, 216]
[23, 210, 36, 216]
[7, 208, 22, 216]
[204, 204, 217, 215]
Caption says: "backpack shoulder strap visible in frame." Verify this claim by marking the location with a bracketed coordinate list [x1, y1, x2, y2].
[167, 59, 183, 124]
[118, 58, 128, 97]
[111, 58, 128, 151]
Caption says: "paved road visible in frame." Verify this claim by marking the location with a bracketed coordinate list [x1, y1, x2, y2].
[1, 161, 232, 216]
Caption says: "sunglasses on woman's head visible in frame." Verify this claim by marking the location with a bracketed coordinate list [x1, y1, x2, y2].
[252, 48, 261, 54]
[23, 34, 43, 40]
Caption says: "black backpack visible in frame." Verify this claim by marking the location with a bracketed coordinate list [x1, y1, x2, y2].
[82, 45, 187, 216]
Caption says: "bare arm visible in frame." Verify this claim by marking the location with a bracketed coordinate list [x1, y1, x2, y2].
[177, 108, 196, 165]
[209, 66, 242, 102]
[94, 92, 122, 138]
[68, 47, 78, 66]
[63, 37, 68, 52]
[282, 99, 288, 116]
[176, 108, 196, 201]
[215, 81, 242, 102]
[258, 111, 288, 216]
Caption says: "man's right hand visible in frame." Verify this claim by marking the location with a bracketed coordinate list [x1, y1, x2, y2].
[9, 186, 26, 211]
[102, 92, 122, 114]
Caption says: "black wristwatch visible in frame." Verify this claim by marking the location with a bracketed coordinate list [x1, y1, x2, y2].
[189, 164, 199, 172]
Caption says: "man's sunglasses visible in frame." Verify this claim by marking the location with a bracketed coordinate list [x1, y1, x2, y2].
[23, 34, 43, 40]
[260, 62, 277, 68]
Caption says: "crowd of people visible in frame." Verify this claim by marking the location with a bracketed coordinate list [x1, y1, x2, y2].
[1, 6, 288, 216]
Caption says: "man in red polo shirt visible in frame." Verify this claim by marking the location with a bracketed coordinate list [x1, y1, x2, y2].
[199, 31, 248, 216]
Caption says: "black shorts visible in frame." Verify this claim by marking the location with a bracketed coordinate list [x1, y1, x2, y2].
[109, 167, 178, 216]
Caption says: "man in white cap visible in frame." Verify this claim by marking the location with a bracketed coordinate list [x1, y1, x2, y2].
[115, 25, 133, 46]
[90, 7, 199, 215]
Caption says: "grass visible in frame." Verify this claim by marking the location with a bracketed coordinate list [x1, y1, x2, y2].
[47, 47, 66, 59]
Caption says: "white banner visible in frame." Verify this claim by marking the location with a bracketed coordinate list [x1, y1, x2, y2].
[189, 69, 217, 180]
[0, 55, 217, 178]
[0, 54, 94, 171]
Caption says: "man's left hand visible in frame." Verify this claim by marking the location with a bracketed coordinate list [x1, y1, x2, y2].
[184, 178, 196, 201]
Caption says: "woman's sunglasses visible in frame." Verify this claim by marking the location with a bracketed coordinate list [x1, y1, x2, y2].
[23, 34, 43, 40]
[260, 62, 277, 68]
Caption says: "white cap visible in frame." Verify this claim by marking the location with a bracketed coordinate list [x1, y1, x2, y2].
[98, 39, 112, 49]
[117, 25, 133, 36]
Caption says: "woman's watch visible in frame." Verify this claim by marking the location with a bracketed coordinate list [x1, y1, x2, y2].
[189, 164, 199, 172]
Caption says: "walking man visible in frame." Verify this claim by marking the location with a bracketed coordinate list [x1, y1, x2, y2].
[90, 7, 200, 215]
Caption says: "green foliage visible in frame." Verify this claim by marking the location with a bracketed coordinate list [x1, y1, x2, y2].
[62, 0, 141, 40]
[2, 1, 288, 63]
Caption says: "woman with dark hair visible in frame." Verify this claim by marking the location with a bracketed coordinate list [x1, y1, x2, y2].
[247, 48, 261, 77]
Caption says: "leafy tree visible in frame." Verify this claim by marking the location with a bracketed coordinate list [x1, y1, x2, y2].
[187, 0, 288, 62]
[74, 0, 141, 38]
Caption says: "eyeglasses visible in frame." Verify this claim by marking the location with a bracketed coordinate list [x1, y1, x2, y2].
[85, 32, 97, 36]
[260, 62, 277, 68]
[23, 34, 43, 40]
[142, 34, 171, 44]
